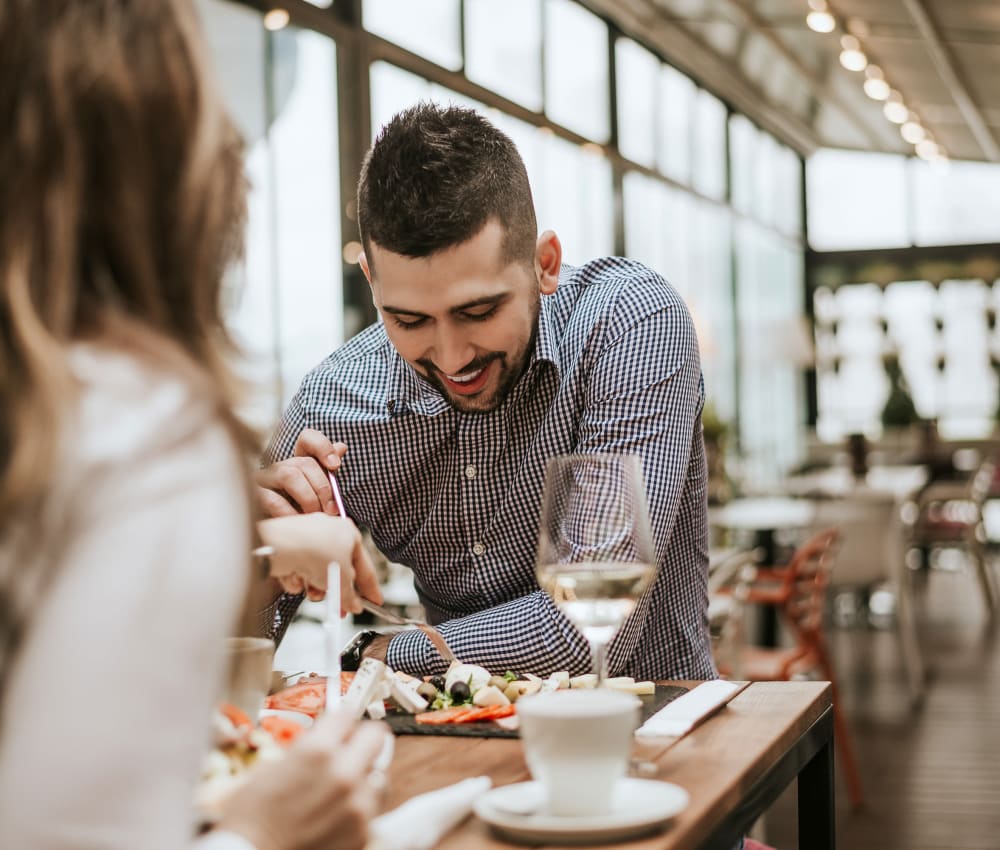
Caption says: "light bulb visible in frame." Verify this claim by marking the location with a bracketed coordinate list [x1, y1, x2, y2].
[883, 92, 908, 124]
[838, 37, 867, 71]
[864, 77, 890, 100]
[901, 121, 926, 144]
[916, 139, 939, 160]
[840, 48, 867, 71]
[807, 10, 835, 33]
[263, 8, 289, 30]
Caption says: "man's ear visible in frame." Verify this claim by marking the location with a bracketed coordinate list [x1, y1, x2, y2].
[358, 252, 379, 311]
[535, 230, 561, 295]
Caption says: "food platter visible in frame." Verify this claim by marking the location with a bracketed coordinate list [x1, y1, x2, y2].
[383, 683, 687, 738]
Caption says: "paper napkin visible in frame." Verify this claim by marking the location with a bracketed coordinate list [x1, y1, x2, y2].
[635, 679, 743, 738]
[368, 776, 493, 850]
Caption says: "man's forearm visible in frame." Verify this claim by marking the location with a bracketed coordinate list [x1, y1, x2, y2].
[368, 591, 591, 676]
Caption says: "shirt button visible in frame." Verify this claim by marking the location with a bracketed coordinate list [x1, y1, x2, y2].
[472, 542, 486, 556]
[464, 464, 477, 480]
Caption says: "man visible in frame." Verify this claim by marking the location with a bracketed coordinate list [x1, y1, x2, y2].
[258, 103, 714, 681]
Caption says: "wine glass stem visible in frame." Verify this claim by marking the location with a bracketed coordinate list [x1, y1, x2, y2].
[591, 639, 609, 684]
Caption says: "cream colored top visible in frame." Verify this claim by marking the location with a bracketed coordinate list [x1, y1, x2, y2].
[0, 344, 252, 849]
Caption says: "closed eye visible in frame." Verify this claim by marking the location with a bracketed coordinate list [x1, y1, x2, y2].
[390, 315, 427, 329]
[461, 305, 499, 321]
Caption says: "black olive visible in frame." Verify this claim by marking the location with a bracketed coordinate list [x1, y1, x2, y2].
[450, 681, 471, 702]
[429, 675, 446, 692]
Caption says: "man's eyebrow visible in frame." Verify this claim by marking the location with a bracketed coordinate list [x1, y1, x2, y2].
[381, 293, 510, 317]
[381, 304, 428, 317]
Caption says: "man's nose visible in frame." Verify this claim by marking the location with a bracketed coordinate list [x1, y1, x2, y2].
[430, 329, 476, 376]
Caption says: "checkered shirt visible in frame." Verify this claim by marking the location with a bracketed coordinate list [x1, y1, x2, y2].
[263, 257, 715, 680]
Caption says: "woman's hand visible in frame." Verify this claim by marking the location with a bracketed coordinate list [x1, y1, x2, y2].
[256, 514, 383, 613]
[216, 712, 389, 850]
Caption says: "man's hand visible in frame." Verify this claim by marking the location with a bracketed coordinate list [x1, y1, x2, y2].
[257, 430, 347, 517]
[257, 514, 384, 613]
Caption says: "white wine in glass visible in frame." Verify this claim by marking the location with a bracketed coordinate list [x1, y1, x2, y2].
[535, 454, 657, 681]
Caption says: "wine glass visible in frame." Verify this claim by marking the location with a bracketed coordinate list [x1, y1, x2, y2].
[535, 453, 657, 682]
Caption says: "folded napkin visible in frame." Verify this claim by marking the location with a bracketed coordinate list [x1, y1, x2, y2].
[368, 776, 493, 850]
[635, 679, 742, 738]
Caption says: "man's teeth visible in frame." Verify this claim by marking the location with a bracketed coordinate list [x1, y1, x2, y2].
[446, 368, 484, 384]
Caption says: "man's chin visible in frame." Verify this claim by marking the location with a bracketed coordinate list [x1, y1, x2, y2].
[444, 388, 501, 413]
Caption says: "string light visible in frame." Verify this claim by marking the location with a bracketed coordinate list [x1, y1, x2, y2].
[900, 120, 926, 144]
[805, 3, 943, 158]
[263, 8, 289, 31]
[883, 91, 909, 124]
[862, 66, 890, 101]
[806, 0, 836, 33]
[838, 34, 867, 72]
[915, 139, 940, 160]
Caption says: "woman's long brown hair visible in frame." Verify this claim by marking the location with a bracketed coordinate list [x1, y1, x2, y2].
[0, 0, 257, 521]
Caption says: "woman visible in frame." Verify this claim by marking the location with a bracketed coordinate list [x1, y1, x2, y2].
[0, 2, 385, 849]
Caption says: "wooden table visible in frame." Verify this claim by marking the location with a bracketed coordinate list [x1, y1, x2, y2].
[381, 681, 834, 850]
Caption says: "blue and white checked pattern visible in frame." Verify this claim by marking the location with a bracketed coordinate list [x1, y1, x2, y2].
[264, 257, 715, 680]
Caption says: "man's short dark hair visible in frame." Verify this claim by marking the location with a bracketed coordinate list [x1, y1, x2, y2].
[357, 103, 538, 273]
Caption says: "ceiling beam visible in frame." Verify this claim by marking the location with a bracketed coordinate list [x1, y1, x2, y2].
[901, 0, 1000, 162]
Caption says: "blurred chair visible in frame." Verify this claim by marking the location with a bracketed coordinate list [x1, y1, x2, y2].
[718, 528, 865, 809]
[707, 549, 757, 680]
[809, 495, 926, 707]
[907, 457, 998, 620]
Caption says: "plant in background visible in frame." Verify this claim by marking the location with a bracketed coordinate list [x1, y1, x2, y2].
[701, 401, 733, 504]
[880, 355, 918, 428]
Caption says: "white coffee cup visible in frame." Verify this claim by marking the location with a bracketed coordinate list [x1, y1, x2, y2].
[223, 636, 275, 721]
[517, 688, 641, 817]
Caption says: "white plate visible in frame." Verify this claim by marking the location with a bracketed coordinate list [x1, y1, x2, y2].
[259, 708, 313, 727]
[474, 777, 689, 845]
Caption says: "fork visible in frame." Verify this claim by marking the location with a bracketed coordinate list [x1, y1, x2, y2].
[360, 599, 459, 665]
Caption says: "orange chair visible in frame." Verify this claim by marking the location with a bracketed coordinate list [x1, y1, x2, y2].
[720, 527, 865, 808]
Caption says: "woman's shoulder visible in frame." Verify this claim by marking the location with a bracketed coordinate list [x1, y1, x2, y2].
[67, 342, 233, 467]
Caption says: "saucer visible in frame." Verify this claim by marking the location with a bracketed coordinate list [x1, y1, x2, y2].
[474, 777, 689, 845]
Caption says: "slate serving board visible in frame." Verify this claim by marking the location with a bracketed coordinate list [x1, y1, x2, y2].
[384, 684, 688, 738]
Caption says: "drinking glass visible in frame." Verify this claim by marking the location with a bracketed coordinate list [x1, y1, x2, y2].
[535, 454, 657, 681]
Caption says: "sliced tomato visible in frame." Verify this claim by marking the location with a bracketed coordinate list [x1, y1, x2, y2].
[415, 707, 473, 725]
[259, 714, 305, 746]
[265, 681, 326, 718]
[452, 704, 517, 724]
[265, 673, 355, 718]
[219, 702, 253, 729]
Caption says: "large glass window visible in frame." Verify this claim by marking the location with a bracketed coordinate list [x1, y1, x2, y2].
[806, 149, 910, 250]
[911, 159, 1000, 247]
[658, 65, 694, 186]
[271, 29, 342, 403]
[691, 89, 727, 200]
[544, 0, 609, 142]
[362, 0, 462, 71]
[535, 135, 614, 263]
[200, 1, 344, 427]
[615, 39, 658, 168]
[464, 0, 542, 111]
[736, 223, 806, 485]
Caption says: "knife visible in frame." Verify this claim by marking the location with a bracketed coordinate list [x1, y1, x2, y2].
[360, 599, 459, 665]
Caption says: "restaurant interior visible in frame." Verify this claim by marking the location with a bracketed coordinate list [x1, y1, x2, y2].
[196, 0, 999, 847]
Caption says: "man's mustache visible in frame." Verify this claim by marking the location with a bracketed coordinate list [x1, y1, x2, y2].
[417, 352, 504, 377]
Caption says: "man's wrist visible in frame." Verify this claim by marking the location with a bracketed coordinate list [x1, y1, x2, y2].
[341, 629, 393, 671]
[364, 633, 393, 663]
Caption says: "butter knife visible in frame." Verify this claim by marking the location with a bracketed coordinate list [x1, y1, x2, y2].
[360, 599, 459, 665]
